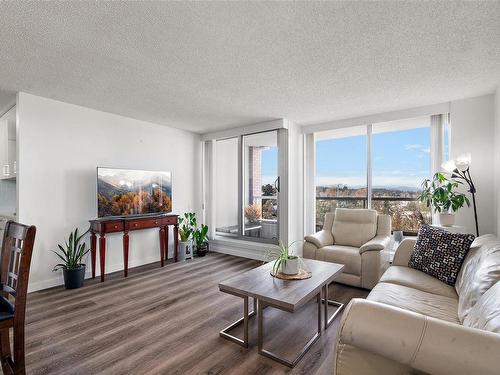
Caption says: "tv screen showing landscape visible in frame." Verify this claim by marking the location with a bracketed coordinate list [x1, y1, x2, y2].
[97, 168, 172, 218]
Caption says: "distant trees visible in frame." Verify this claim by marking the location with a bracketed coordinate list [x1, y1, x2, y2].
[262, 184, 277, 196]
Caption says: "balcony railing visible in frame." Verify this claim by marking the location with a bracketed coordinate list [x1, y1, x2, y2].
[315, 196, 430, 234]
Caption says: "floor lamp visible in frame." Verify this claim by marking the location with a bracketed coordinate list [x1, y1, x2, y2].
[442, 153, 479, 236]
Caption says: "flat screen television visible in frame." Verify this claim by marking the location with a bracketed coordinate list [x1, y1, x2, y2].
[97, 167, 172, 218]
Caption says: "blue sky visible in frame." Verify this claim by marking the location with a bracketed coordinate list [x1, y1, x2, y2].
[316, 127, 431, 188]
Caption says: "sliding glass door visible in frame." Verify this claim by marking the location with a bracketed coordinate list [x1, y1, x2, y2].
[242, 130, 279, 241]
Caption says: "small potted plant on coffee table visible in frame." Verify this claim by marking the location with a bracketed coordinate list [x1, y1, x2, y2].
[270, 240, 303, 276]
[193, 224, 209, 257]
[52, 228, 90, 289]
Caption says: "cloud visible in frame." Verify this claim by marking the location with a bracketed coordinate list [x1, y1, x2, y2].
[405, 144, 431, 155]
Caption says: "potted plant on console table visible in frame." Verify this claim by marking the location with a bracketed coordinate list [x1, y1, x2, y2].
[52, 228, 90, 289]
[178, 212, 197, 261]
[419, 172, 470, 227]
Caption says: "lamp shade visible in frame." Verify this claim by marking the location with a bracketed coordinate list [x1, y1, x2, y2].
[442, 153, 471, 172]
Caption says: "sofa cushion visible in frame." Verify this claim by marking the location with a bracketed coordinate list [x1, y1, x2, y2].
[408, 225, 475, 286]
[332, 209, 377, 247]
[463, 281, 500, 334]
[380, 266, 458, 299]
[455, 234, 500, 322]
[367, 282, 459, 323]
[317, 245, 361, 276]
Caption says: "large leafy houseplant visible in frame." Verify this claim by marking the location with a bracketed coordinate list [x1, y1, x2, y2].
[193, 224, 209, 257]
[419, 172, 470, 226]
[52, 228, 90, 289]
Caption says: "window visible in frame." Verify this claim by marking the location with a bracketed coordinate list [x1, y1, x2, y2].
[371, 117, 432, 233]
[315, 126, 367, 230]
[211, 129, 284, 244]
[215, 138, 239, 237]
[314, 115, 448, 234]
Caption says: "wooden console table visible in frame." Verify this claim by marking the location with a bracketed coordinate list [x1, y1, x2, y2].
[89, 214, 178, 282]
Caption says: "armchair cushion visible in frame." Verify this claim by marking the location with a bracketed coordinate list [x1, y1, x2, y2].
[304, 229, 333, 248]
[317, 245, 361, 275]
[392, 238, 416, 266]
[332, 208, 377, 247]
[408, 225, 475, 286]
[359, 235, 390, 254]
[337, 299, 500, 375]
[464, 280, 500, 333]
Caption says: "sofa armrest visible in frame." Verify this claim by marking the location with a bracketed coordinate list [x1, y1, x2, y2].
[337, 299, 500, 375]
[359, 235, 390, 254]
[304, 230, 333, 248]
[392, 238, 416, 266]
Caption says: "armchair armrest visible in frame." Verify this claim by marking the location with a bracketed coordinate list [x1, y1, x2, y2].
[392, 238, 416, 266]
[359, 235, 390, 254]
[304, 230, 333, 248]
[338, 299, 500, 375]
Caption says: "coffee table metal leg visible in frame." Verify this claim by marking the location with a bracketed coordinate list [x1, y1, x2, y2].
[220, 295, 256, 348]
[322, 283, 344, 329]
[257, 292, 322, 368]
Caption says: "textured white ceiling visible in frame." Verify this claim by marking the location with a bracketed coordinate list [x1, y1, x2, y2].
[0, 2, 499, 133]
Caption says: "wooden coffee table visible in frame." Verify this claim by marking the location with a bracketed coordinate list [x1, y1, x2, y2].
[219, 259, 345, 367]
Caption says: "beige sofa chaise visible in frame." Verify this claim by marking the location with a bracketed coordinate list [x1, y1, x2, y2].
[335, 234, 500, 375]
[303, 209, 391, 290]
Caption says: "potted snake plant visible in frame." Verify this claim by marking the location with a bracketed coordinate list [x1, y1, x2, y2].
[52, 228, 90, 289]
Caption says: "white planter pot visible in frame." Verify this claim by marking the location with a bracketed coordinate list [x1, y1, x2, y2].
[439, 213, 455, 227]
[281, 257, 299, 275]
[179, 240, 193, 261]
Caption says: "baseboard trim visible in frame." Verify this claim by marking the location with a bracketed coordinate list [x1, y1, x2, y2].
[28, 255, 162, 293]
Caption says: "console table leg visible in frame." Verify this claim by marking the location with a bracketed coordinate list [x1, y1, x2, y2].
[123, 231, 129, 277]
[99, 234, 106, 282]
[165, 226, 169, 261]
[159, 227, 165, 267]
[90, 232, 97, 279]
[174, 224, 179, 262]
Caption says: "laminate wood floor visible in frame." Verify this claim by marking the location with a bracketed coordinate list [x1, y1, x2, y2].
[24, 253, 368, 375]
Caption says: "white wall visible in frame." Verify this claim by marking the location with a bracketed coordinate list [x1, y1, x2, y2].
[495, 87, 500, 236]
[17, 93, 202, 291]
[450, 94, 495, 236]
[214, 138, 238, 229]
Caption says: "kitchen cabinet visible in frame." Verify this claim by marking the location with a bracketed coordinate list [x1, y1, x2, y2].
[0, 107, 16, 180]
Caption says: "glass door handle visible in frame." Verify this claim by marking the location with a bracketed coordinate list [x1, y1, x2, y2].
[274, 177, 280, 192]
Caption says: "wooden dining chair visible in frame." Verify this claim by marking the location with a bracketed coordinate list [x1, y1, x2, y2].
[0, 221, 36, 375]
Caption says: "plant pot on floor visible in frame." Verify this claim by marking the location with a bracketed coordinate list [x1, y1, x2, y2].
[439, 213, 455, 227]
[63, 265, 86, 289]
[196, 242, 209, 257]
[281, 256, 299, 275]
[179, 240, 193, 261]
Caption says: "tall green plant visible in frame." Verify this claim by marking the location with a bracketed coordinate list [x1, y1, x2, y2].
[52, 228, 90, 271]
[178, 212, 197, 241]
[193, 224, 209, 248]
[419, 172, 470, 213]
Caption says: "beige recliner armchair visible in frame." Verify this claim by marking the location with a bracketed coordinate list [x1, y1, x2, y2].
[303, 208, 391, 289]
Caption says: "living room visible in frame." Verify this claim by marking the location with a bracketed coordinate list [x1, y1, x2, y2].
[0, 2, 499, 374]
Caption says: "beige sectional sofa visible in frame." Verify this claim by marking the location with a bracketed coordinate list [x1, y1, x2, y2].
[304, 209, 391, 289]
[335, 234, 500, 375]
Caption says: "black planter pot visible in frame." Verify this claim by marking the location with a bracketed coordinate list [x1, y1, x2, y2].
[196, 243, 209, 257]
[63, 265, 86, 289]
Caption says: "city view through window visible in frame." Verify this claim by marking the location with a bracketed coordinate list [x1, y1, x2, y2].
[316, 118, 435, 233]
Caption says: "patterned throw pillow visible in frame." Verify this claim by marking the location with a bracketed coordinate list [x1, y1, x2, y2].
[408, 225, 475, 286]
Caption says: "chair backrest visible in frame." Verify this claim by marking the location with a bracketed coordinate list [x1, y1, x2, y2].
[331, 208, 378, 247]
[0, 221, 36, 319]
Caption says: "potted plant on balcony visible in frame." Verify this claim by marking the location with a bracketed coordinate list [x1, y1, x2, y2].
[193, 224, 209, 257]
[244, 203, 261, 224]
[52, 228, 90, 289]
[178, 212, 197, 261]
[419, 172, 470, 227]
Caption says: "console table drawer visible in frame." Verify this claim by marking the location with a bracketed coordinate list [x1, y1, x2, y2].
[160, 216, 177, 226]
[104, 222, 124, 232]
[126, 218, 161, 230]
